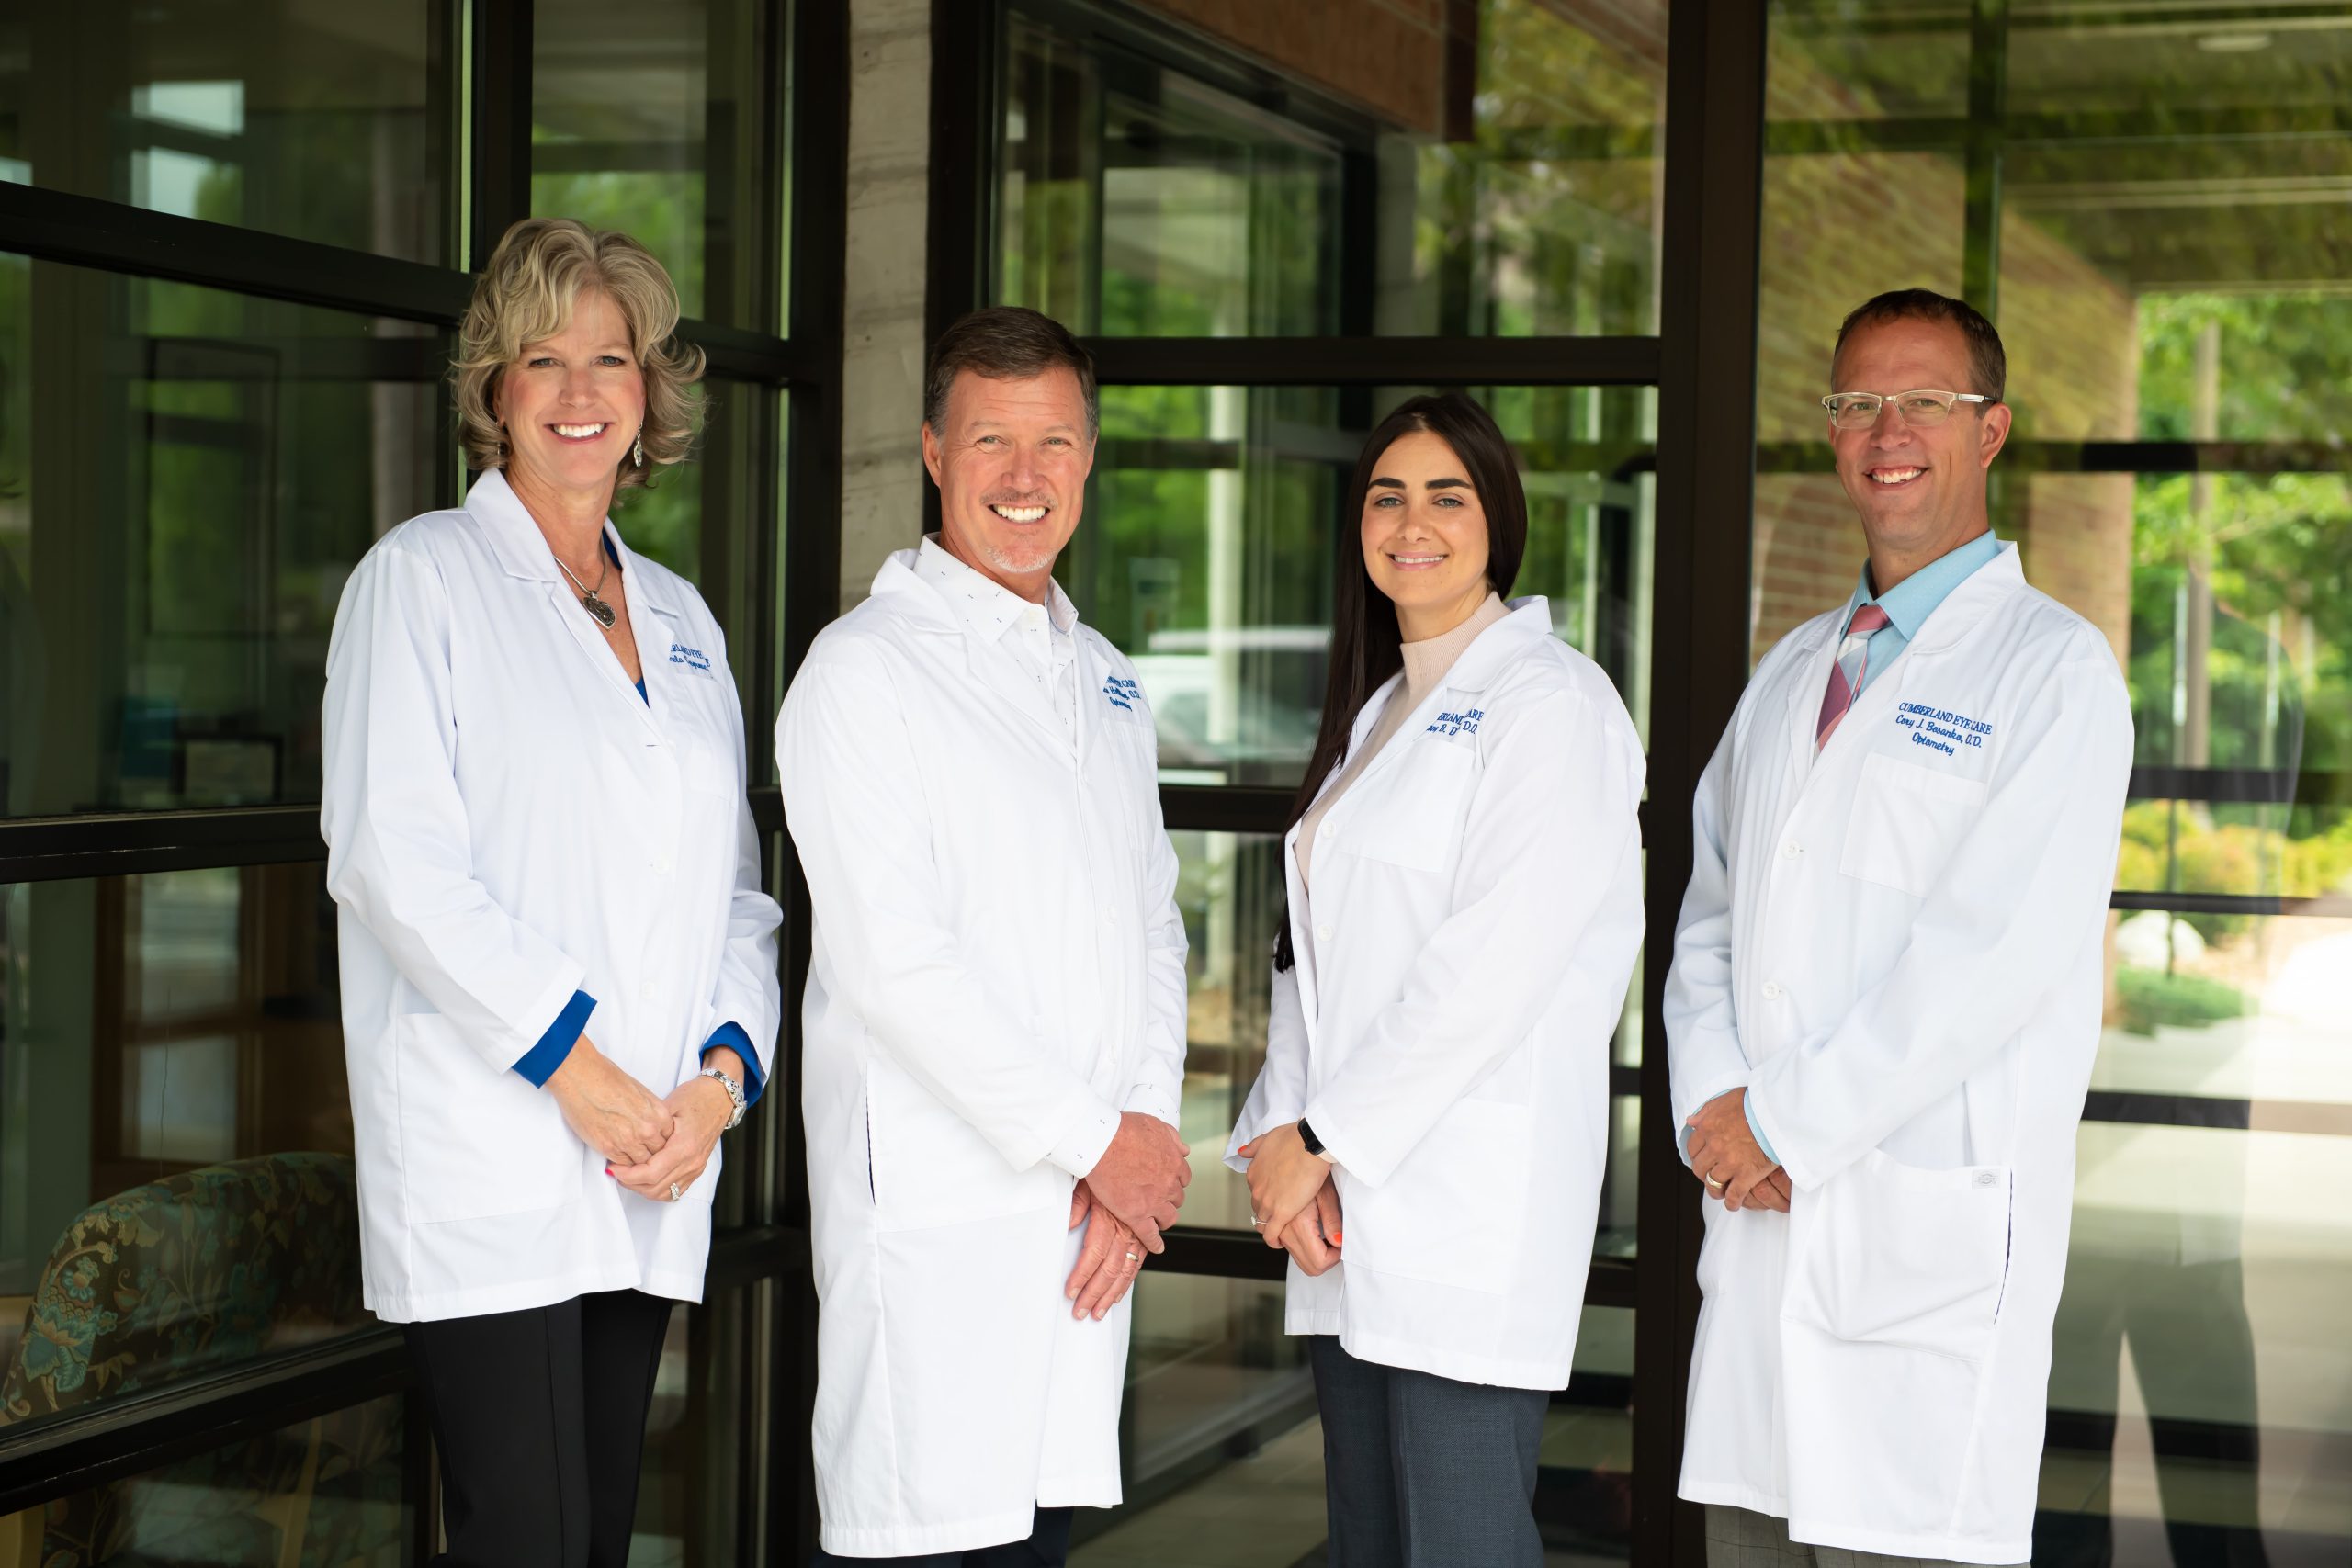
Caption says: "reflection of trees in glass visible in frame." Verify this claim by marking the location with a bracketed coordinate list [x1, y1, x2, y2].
[2123, 294, 2352, 931]
[1405, 0, 1658, 337]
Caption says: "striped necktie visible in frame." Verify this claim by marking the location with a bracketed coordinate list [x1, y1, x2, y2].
[1815, 603, 1893, 750]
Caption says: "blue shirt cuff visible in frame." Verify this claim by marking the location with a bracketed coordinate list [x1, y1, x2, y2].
[1745, 1095, 1780, 1166]
[514, 990, 595, 1087]
[701, 1023, 763, 1106]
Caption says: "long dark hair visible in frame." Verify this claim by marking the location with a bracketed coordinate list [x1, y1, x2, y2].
[1273, 392, 1529, 973]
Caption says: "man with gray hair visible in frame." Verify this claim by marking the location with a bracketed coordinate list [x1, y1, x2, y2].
[779, 307, 1193, 1563]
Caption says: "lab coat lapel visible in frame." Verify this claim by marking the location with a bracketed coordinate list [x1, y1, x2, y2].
[463, 468, 664, 743]
[1340, 598, 1552, 804]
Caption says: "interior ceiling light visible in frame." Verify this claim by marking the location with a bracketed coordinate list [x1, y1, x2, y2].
[2196, 31, 2273, 53]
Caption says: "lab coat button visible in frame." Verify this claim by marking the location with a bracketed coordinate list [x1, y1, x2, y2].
[1316, 924, 1333, 942]
[1761, 981, 1784, 1000]
[1781, 840, 1801, 860]
[641, 979, 660, 1000]
[1973, 1169, 1998, 1188]
[652, 854, 674, 876]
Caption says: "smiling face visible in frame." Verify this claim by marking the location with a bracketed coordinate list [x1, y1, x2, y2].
[1360, 428, 1494, 639]
[920, 366, 1093, 600]
[493, 288, 645, 513]
[1829, 314, 2012, 586]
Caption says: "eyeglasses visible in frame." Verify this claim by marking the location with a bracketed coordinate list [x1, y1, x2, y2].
[1820, 389, 1994, 430]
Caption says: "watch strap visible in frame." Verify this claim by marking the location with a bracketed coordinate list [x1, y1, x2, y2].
[699, 1066, 747, 1131]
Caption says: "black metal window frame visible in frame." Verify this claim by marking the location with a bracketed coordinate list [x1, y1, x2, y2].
[0, 2, 848, 1559]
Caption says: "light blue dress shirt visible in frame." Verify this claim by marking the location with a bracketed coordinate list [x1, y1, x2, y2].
[1702, 531, 2005, 1170]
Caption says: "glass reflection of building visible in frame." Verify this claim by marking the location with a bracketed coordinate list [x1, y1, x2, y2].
[1, 2, 2347, 1564]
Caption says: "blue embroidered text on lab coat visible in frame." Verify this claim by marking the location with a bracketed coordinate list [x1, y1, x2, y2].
[1102, 675, 1143, 712]
[1894, 701, 1992, 756]
[1427, 707, 1485, 739]
[670, 642, 713, 673]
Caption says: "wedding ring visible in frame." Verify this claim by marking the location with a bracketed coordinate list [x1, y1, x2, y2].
[1126, 1252, 1140, 1263]
[669, 1182, 684, 1201]
[1703, 1176, 1724, 1190]
[1250, 1215, 1263, 1228]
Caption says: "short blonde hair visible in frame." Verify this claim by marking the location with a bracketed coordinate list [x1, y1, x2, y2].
[452, 218, 706, 489]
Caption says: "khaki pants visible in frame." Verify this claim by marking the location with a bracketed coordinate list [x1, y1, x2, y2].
[1703, 1506, 2030, 1568]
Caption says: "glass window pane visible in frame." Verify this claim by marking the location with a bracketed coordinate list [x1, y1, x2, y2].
[996, 1, 1662, 338]
[635, 1279, 774, 1559]
[0, 1393, 413, 1560]
[1079, 385, 1654, 788]
[532, 0, 781, 330]
[0, 255, 447, 818]
[999, 13, 1344, 337]
[1385, 1, 1664, 336]
[0, 868, 374, 1430]
[0, 2, 450, 265]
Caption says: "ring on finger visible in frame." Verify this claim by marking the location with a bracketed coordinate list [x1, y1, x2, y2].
[1703, 1175, 1724, 1190]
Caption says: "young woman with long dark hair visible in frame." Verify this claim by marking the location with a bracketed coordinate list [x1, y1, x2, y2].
[1226, 392, 1645, 1566]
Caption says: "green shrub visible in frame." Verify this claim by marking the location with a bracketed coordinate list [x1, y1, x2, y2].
[2116, 966, 2251, 1036]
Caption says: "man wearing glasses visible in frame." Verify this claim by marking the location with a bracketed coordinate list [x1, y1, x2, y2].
[1664, 289, 2133, 1565]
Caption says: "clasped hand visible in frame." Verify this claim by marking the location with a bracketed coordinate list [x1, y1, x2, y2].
[1238, 1122, 1342, 1273]
[1683, 1088, 1791, 1213]
[1083, 1111, 1192, 1252]
[548, 1037, 731, 1202]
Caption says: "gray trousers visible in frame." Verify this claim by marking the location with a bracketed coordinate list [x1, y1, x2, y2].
[1703, 1506, 2029, 1568]
[1309, 1336, 1550, 1568]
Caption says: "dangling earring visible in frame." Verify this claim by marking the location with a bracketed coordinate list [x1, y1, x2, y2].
[634, 429, 645, 468]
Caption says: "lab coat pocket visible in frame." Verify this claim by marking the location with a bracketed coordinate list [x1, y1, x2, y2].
[1785, 1148, 2011, 1362]
[393, 1014, 583, 1223]
[1339, 745, 1476, 874]
[1338, 1098, 1530, 1287]
[865, 1054, 1062, 1231]
[1838, 752, 1987, 897]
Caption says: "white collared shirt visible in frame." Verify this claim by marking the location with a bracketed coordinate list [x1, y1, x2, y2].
[914, 536, 1080, 746]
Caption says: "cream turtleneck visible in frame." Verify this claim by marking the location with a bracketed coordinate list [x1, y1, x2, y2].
[1295, 592, 1510, 889]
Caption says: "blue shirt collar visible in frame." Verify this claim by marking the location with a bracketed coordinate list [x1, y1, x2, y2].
[1850, 530, 2003, 640]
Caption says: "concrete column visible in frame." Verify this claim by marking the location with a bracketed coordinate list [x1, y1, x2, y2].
[837, 0, 933, 611]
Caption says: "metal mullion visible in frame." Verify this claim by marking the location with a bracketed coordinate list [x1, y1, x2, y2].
[925, 0, 1001, 344]
[685, 317, 822, 384]
[1149, 1228, 1639, 1308]
[469, 0, 534, 271]
[0, 185, 472, 324]
[0, 1329, 412, 1517]
[1644, 4, 1770, 1565]
[1158, 784, 1293, 836]
[1085, 335, 1662, 389]
[0, 807, 325, 885]
[779, 1, 852, 1558]
[2110, 889, 2352, 919]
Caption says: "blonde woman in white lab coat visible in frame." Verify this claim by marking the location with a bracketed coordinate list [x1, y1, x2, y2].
[1229, 391, 1645, 1568]
[321, 218, 780, 1568]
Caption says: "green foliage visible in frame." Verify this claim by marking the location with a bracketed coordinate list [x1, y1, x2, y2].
[2116, 965, 2251, 1037]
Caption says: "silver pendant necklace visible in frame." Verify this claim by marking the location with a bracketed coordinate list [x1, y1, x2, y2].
[553, 546, 617, 629]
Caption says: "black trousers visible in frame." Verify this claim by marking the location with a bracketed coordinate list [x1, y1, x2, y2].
[808, 1507, 1074, 1566]
[403, 1289, 676, 1568]
[1310, 1336, 1550, 1568]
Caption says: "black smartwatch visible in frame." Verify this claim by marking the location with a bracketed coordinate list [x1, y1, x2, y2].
[1297, 1117, 1327, 1157]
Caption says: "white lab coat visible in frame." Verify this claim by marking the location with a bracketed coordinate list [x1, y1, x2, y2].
[1665, 544, 2132, 1563]
[1226, 600, 1645, 1389]
[321, 468, 781, 1324]
[775, 547, 1188, 1559]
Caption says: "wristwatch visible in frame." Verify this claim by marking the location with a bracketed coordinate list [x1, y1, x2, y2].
[1297, 1117, 1328, 1158]
[699, 1066, 748, 1132]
